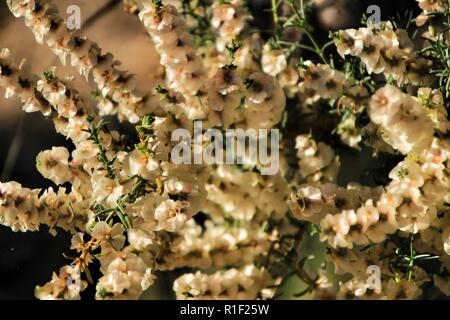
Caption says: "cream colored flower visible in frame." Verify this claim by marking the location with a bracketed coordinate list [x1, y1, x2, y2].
[154, 199, 189, 232]
[126, 149, 160, 181]
[92, 173, 123, 207]
[245, 72, 275, 104]
[290, 186, 324, 222]
[92, 221, 126, 250]
[36, 147, 72, 185]
[35, 265, 87, 300]
[335, 29, 364, 58]
[96, 254, 154, 300]
[262, 45, 287, 76]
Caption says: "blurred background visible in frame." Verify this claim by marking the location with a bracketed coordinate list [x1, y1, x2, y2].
[0, 0, 420, 299]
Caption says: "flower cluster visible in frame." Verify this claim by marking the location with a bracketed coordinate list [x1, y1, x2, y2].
[173, 264, 276, 300]
[2, 0, 450, 301]
[35, 265, 87, 300]
[139, 3, 206, 99]
[211, 0, 250, 53]
[416, 0, 448, 26]
[165, 219, 273, 270]
[1, 32, 207, 299]
[7, 0, 165, 123]
[291, 136, 450, 297]
[334, 23, 432, 85]
[369, 85, 435, 154]
[295, 134, 340, 183]
[298, 61, 349, 104]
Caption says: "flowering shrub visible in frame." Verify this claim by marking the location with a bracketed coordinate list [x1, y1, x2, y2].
[1, 0, 450, 300]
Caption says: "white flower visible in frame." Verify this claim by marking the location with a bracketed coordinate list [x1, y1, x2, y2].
[63, 116, 90, 143]
[397, 197, 431, 233]
[366, 196, 398, 242]
[36, 147, 72, 185]
[0, 181, 41, 232]
[262, 45, 287, 76]
[96, 254, 154, 300]
[173, 265, 274, 299]
[207, 67, 242, 112]
[296, 135, 335, 178]
[173, 273, 208, 299]
[154, 199, 189, 232]
[417, 0, 447, 12]
[289, 186, 324, 222]
[243, 72, 285, 128]
[245, 72, 275, 104]
[6, 0, 35, 18]
[36, 71, 80, 118]
[35, 265, 87, 300]
[335, 29, 364, 58]
[92, 173, 123, 207]
[128, 228, 153, 251]
[71, 140, 100, 172]
[91, 221, 126, 250]
[211, 3, 236, 29]
[320, 211, 352, 248]
[384, 47, 408, 81]
[359, 30, 386, 74]
[126, 149, 159, 181]
[369, 85, 403, 126]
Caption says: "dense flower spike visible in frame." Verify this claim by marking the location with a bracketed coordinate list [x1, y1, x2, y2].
[0, 48, 50, 115]
[368, 85, 435, 154]
[7, 0, 165, 123]
[211, 0, 251, 53]
[138, 2, 209, 118]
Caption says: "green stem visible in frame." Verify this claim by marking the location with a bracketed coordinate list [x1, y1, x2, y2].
[288, 2, 328, 65]
[303, 28, 327, 64]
